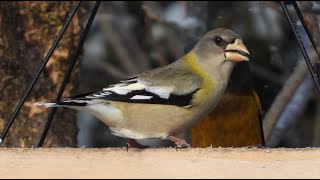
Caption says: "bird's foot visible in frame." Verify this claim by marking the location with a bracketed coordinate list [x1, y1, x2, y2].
[126, 139, 149, 151]
[168, 136, 190, 149]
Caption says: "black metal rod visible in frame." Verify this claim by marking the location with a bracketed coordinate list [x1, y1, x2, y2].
[37, 1, 101, 147]
[293, 1, 320, 59]
[280, 1, 320, 95]
[0, 1, 82, 145]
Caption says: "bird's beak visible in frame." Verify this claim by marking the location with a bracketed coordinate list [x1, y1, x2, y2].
[225, 39, 250, 62]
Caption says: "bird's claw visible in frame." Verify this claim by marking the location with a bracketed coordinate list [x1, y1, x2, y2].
[125, 139, 149, 152]
[168, 136, 190, 150]
[175, 142, 191, 149]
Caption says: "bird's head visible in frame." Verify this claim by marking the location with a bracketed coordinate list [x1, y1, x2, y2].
[193, 28, 250, 79]
[195, 28, 250, 62]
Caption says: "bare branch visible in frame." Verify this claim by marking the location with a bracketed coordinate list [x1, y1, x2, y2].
[266, 76, 313, 147]
[263, 50, 318, 141]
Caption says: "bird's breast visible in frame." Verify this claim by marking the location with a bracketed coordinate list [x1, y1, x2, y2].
[190, 77, 227, 120]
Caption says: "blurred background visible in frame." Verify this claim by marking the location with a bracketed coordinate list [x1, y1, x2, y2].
[1, 1, 320, 148]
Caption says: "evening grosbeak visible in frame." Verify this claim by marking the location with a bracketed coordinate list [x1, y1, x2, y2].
[35, 28, 250, 148]
[191, 62, 265, 147]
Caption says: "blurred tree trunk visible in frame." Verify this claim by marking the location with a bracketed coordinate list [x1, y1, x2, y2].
[0, 1, 85, 147]
[300, 1, 320, 147]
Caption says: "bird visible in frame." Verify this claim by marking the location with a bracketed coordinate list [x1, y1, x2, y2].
[191, 62, 265, 148]
[34, 28, 250, 148]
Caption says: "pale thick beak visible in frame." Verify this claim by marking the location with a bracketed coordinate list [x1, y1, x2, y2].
[225, 38, 250, 62]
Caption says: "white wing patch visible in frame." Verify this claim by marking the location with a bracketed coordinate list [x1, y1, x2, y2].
[103, 82, 146, 95]
[93, 94, 106, 97]
[34, 102, 57, 107]
[145, 86, 174, 99]
[130, 95, 153, 100]
[85, 95, 99, 99]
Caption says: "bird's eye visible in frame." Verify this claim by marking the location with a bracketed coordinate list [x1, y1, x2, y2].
[213, 36, 224, 46]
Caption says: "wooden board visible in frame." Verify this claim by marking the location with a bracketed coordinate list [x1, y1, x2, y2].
[0, 148, 319, 178]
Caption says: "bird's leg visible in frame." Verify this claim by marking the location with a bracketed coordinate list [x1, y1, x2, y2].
[126, 139, 149, 150]
[168, 136, 190, 148]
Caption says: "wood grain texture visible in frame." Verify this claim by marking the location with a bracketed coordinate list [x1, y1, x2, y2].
[0, 148, 319, 178]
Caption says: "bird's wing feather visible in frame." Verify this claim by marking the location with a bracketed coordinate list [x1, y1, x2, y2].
[61, 76, 199, 107]
[56, 63, 202, 107]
